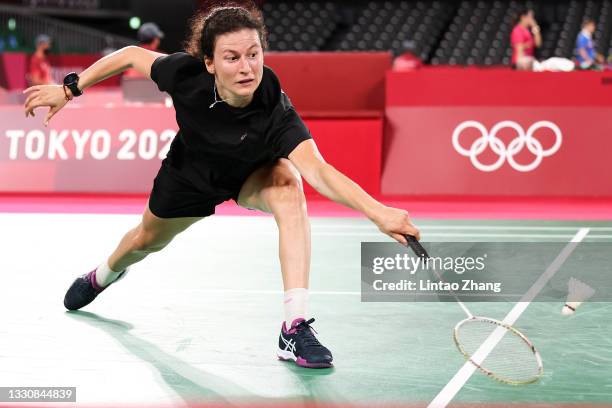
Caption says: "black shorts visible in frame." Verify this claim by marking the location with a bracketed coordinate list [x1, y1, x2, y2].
[148, 163, 239, 219]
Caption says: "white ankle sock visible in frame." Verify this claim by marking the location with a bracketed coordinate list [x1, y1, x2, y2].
[284, 288, 308, 328]
[95, 261, 124, 288]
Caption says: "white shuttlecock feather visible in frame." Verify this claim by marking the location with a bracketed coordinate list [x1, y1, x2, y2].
[562, 277, 595, 315]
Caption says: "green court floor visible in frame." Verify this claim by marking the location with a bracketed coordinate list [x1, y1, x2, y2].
[0, 213, 610, 407]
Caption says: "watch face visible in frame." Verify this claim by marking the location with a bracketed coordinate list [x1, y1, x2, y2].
[64, 72, 78, 85]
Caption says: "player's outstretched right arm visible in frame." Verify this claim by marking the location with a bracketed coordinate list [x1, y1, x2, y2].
[23, 46, 166, 126]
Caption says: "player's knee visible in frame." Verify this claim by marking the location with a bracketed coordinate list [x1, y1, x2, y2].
[131, 230, 169, 254]
[267, 181, 306, 218]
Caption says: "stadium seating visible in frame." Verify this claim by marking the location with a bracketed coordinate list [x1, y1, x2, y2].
[0, 5, 133, 53]
[261, 0, 612, 66]
[262, 1, 338, 51]
[2, 0, 610, 65]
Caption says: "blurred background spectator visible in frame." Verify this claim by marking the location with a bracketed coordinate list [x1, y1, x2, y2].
[136, 22, 164, 52]
[511, 9, 542, 70]
[101, 35, 118, 56]
[575, 18, 605, 70]
[123, 22, 164, 78]
[27, 34, 53, 85]
[393, 40, 423, 71]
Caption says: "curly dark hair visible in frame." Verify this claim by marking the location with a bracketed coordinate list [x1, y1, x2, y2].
[184, 1, 267, 61]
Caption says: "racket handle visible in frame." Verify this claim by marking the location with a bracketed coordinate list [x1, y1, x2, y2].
[404, 234, 430, 258]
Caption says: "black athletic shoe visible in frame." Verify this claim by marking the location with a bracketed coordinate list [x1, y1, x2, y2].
[277, 318, 333, 368]
[63, 269, 126, 311]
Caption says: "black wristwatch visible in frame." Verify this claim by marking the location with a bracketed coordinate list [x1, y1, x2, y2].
[63, 72, 83, 97]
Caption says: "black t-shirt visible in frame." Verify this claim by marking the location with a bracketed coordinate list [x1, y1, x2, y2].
[150, 52, 312, 197]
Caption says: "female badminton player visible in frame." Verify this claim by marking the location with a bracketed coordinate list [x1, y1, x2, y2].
[23, 4, 420, 368]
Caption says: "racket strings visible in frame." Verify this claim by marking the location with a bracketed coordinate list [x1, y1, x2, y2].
[455, 319, 541, 383]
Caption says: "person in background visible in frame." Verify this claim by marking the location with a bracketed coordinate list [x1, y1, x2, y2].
[575, 18, 604, 70]
[28, 34, 54, 85]
[511, 9, 542, 71]
[124, 23, 165, 78]
[137, 22, 164, 52]
[101, 35, 118, 56]
[392, 40, 423, 71]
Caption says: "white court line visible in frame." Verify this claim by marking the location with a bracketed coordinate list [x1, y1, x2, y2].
[158, 290, 535, 298]
[6, 214, 612, 231]
[160, 289, 361, 296]
[324, 225, 612, 231]
[310, 232, 600, 239]
[427, 227, 590, 408]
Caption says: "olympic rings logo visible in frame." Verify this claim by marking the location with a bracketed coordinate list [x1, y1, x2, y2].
[452, 120, 562, 172]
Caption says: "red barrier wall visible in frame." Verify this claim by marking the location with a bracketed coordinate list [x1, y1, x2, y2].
[0, 53, 28, 89]
[0, 52, 388, 196]
[0, 105, 382, 195]
[0, 52, 121, 89]
[387, 69, 612, 107]
[0, 51, 391, 113]
[265, 52, 391, 113]
[383, 107, 612, 196]
[382, 70, 612, 197]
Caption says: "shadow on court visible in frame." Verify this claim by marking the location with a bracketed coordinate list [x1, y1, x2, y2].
[65, 310, 354, 406]
[65, 310, 291, 405]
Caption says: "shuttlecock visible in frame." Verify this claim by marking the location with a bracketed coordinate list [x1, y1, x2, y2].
[562, 277, 595, 315]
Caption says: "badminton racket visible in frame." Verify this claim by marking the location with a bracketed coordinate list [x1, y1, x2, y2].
[405, 235, 543, 385]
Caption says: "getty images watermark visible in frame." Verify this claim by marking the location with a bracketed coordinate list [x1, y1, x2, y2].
[361, 242, 612, 302]
[371, 251, 499, 292]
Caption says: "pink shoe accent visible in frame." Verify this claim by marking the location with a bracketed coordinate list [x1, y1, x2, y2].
[89, 270, 105, 293]
[282, 318, 306, 335]
[290, 318, 306, 328]
[295, 356, 332, 369]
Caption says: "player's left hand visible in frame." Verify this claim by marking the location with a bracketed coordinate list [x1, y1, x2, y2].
[23, 84, 69, 126]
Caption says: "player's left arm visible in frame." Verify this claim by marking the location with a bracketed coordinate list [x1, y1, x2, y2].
[289, 139, 420, 244]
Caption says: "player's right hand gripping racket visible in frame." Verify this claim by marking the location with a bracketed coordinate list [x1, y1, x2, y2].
[404, 235, 543, 385]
